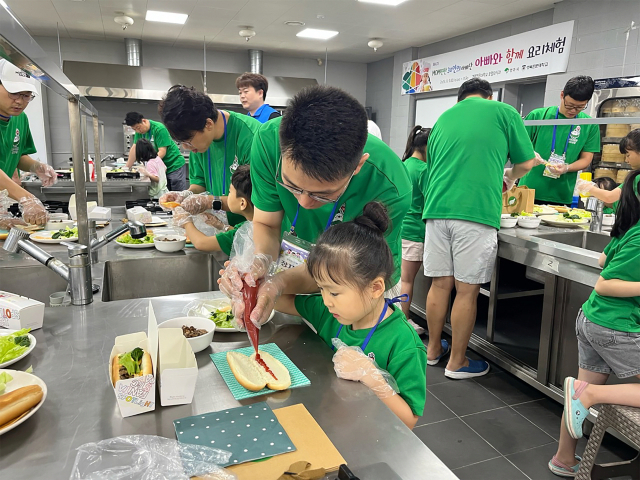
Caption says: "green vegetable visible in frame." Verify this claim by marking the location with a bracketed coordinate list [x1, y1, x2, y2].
[130, 347, 143, 363]
[119, 350, 141, 376]
[117, 233, 154, 244]
[25, 365, 33, 374]
[52, 226, 78, 239]
[0, 372, 13, 395]
[14, 335, 30, 348]
[0, 328, 31, 363]
[210, 309, 235, 329]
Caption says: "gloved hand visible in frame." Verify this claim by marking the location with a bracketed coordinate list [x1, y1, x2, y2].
[201, 212, 225, 230]
[159, 190, 193, 209]
[576, 179, 596, 194]
[18, 196, 48, 225]
[0, 215, 27, 231]
[181, 194, 212, 215]
[548, 163, 570, 176]
[30, 162, 57, 187]
[136, 165, 150, 178]
[533, 151, 546, 167]
[230, 274, 284, 331]
[331, 338, 399, 398]
[503, 168, 516, 191]
[171, 206, 193, 228]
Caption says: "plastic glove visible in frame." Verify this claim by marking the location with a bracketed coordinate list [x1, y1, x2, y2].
[30, 162, 57, 187]
[171, 206, 193, 228]
[503, 168, 516, 191]
[548, 163, 570, 176]
[181, 194, 212, 215]
[0, 215, 27, 231]
[576, 179, 596, 194]
[158, 190, 193, 209]
[18, 196, 48, 225]
[533, 151, 546, 167]
[136, 165, 150, 178]
[201, 212, 225, 230]
[231, 274, 284, 331]
[331, 338, 399, 398]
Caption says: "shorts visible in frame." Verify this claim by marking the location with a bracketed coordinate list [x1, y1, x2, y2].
[402, 239, 424, 262]
[576, 309, 640, 378]
[423, 219, 497, 284]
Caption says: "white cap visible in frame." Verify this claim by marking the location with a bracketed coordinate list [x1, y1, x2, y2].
[0, 59, 37, 94]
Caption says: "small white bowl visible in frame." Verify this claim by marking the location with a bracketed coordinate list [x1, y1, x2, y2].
[158, 316, 215, 353]
[46, 219, 74, 231]
[517, 216, 541, 228]
[603, 214, 615, 226]
[153, 234, 186, 252]
[500, 214, 518, 228]
[49, 213, 68, 221]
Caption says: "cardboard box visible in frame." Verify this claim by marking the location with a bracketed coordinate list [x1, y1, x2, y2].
[109, 301, 158, 418]
[0, 291, 45, 331]
[89, 206, 112, 221]
[69, 194, 97, 221]
[157, 328, 198, 406]
[126, 206, 152, 224]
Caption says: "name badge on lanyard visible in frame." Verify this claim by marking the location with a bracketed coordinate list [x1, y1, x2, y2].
[543, 107, 573, 180]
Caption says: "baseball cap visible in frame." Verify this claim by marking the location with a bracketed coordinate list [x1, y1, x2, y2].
[0, 59, 37, 94]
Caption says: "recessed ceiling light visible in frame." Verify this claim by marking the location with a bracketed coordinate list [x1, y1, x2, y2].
[145, 10, 188, 25]
[358, 0, 409, 5]
[284, 21, 306, 27]
[296, 28, 338, 40]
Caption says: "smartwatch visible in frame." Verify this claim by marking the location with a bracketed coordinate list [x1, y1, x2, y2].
[211, 196, 222, 210]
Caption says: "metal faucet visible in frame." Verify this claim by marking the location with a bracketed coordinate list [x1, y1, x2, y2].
[586, 197, 604, 233]
[90, 220, 146, 252]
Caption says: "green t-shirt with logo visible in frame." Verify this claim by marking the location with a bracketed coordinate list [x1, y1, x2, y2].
[401, 157, 428, 243]
[250, 116, 411, 287]
[215, 221, 246, 256]
[612, 175, 640, 212]
[294, 294, 427, 416]
[582, 222, 640, 332]
[0, 113, 36, 177]
[519, 108, 601, 204]
[190, 112, 259, 226]
[133, 119, 184, 174]
[422, 97, 534, 230]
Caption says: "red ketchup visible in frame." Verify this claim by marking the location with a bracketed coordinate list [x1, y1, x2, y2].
[242, 278, 277, 380]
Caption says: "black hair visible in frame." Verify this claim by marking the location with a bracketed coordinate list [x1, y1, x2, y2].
[236, 73, 268, 101]
[563, 76, 595, 102]
[306, 201, 394, 290]
[125, 112, 144, 126]
[402, 125, 431, 161]
[280, 85, 368, 182]
[619, 129, 640, 154]
[593, 176, 618, 191]
[230, 165, 252, 204]
[457, 78, 493, 102]
[158, 85, 219, 142]
[135, 138, 157, 163]
[611, 170, 640, 238]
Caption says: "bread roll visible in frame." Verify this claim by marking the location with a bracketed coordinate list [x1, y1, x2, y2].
[227, 350, 291, 391]
[0, 385, 43, 427]
[111, 350, 153, 386]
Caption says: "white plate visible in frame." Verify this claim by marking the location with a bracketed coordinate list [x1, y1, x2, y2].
[541, 216, 590, 228]
[190, 298, 275, 332]
[0, 331, 36, 369]
[534, 205, 558, 216]
[29, 231, 78, 244]
[115, 240, 155, 249]
[145, 215, 168, 227]
[0, 370, 47, 435]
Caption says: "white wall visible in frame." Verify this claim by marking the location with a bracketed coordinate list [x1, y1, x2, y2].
[23, 81, 48, 164]
[365, 55, 394, 144]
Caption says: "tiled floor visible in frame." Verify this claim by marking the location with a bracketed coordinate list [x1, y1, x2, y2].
[415, 333, 637, 480]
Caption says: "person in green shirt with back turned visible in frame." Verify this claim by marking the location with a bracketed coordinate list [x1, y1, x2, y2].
[124, 112, 187, 191]
[519, 76, 601, 205]
[158, 85, 260, 226]
[421, 78, 535, 380]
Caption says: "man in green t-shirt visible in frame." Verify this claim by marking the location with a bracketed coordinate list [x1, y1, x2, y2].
[157, 86, 260, 226]
[422, 78, 535, 380]
[219, 85, 411, 326]
[519, 76, 601, 205]
[124, 112, 187, 191]
[0, 59, 51, 228]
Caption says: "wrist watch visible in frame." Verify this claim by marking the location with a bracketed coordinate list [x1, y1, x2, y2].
[211, 196, 222, 210]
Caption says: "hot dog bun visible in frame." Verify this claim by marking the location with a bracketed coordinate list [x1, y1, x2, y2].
[111, 350, 152, 386]
[227, 351, 291, 392]
[0, 385, 43, 427]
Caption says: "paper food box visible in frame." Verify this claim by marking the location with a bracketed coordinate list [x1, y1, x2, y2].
[126, 206, 152, 224]
[0, 291, 45, 331]
[157, 328, 198, 406]
[109, 301, 158, 418]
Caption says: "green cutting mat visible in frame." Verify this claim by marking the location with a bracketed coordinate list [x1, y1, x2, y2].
[210, 343, 310, 400]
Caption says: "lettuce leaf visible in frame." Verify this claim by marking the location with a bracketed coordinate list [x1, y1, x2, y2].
[0, 328, 31, 363]
[119, 352, 140, 376]
[0, 371, 13, 394]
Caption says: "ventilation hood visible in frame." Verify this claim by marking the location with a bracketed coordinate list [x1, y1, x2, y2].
[62, 61, 317, 107]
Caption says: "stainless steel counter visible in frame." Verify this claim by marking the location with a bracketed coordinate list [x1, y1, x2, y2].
[0, 291, 457, 480]
[21, 179, 152, 206]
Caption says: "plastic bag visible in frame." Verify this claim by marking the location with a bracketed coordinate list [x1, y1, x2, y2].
[192, 209, 227, 237]
[228, 221, 255, 272]
[69, 435, 236, 480]
[0, 189, 12, 212]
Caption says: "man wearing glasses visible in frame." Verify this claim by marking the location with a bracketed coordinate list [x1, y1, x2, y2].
[0, 59, 52, 228]
[519, 76, 601, 205]
[219, 85, 411, 327]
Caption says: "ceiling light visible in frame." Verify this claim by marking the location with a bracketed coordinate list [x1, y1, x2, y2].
[239, 28, 256, 42]
[358, 0, 409, 5]
[145, 10, 188, 25]
[368, 39, 383, 52]
[284, 21, 306, 27]
[114, 15, 134, 30]
[297, 28, 338, 40]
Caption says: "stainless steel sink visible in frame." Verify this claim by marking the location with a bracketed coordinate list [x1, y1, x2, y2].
[101, 253, 221, 302]
[533, 231, 610, 253]
[0, 265, 69, 304]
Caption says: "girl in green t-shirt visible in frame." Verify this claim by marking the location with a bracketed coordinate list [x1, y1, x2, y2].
[549, 170, 640, 478]
[275, 201, 427, 429]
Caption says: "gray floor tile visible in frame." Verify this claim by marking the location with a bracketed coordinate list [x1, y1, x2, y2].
[507, 442, 566, 480]
[453, 456, 529, 480]
[426, 362, 451, 386]
[428, 378, 508, 416]
[474, 371, 545, 405]
[416, 391, 456, 427]
[462, 406, 556, 455]
[513, 398, 563, 440]
[413, 418, 500, 470]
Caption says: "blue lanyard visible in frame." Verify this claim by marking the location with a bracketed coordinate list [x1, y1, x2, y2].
[332, 295, 408, 352]
[289, 200, 340, 235]
[551, 107, 573, 156]
[206, 113, 228, 195]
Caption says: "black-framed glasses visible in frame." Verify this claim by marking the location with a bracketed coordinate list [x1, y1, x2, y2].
[275, 155, 355, 204]
[563, 99, 588, 112]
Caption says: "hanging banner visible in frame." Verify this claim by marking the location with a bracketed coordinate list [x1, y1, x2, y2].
[402, 21, 574, 95]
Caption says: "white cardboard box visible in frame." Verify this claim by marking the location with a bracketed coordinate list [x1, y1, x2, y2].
[126, 206, 152, 224]
[89, 206, 112, 221]
[0, 291, 45, 331]
[157, 328, 198, 406]
[109, 301, 159, 418]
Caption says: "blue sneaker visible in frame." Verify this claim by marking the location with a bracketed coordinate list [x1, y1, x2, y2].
[444, 358, 490, 379]
[563, 377, 590, 439]
[427, 339, 450, 366]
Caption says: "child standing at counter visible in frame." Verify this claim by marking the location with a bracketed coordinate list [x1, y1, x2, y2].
[134, 139, 168, 199]
[549, 170, 640, 477]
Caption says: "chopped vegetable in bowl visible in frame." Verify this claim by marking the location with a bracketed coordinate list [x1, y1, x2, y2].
[210, 307, 235, 329]
[52, 226, 78, 239]
[117, 233, 154, 244]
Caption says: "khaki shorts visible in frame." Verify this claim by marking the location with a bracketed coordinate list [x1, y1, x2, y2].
[423, 219, 497, 284]
[402, 239, 424, 262]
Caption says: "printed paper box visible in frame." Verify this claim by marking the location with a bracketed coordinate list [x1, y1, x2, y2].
[109, 301, 158, 418]
[157, 328, 198, 406]
[0, 291, 45, 331]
